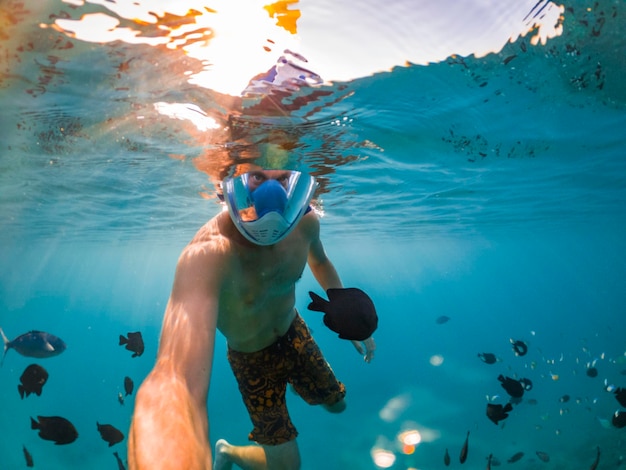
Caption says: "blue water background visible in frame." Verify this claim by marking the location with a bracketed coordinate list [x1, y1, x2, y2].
[2, 1, 626, 469]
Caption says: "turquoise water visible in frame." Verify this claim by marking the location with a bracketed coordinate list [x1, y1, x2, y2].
[1, 0, 626, 469]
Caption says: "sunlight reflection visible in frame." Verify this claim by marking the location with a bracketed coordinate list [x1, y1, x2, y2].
[429, 354, 444, 366]
[47, 0, 299, 96]
[44, 0, 565, 97]
[379, 392, 411, 423]
[371, 436, 397, 469]
[398, 428, 422, 447]
[153, 102, 220, 132]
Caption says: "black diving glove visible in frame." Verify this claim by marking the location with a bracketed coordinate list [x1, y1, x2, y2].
[307, 288, 378, 341]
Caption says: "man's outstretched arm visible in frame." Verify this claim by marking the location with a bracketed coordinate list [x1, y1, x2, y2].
[129, 245, 220, 469]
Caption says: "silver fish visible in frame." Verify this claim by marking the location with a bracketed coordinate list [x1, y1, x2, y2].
[1, 328, 66, 365]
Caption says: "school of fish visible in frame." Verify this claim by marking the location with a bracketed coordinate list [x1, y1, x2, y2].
[1, 327, 144, 468]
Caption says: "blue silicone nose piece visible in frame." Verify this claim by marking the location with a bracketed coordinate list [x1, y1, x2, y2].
[251, 179, 288, 217]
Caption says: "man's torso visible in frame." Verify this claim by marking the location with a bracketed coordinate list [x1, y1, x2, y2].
[192, 211, 315, 352]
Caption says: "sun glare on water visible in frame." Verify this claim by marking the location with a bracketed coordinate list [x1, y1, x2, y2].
[43, 0, 564, 98]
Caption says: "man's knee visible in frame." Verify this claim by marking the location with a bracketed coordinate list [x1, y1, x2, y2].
[323, 398, 346, 414]
[263, 440, 301, 470]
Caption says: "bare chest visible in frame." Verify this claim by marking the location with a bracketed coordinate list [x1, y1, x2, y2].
[216, 237, 309, 344]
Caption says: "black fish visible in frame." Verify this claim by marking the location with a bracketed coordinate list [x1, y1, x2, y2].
[510, 339, 528, 356]
[478, 353, 498, 364]
[486, 403, 513, 425]
[590, 446, 600, 470]
[18, 364, 49, 398]
[498, 375, 524, 398]
[307, 288, 378, 341]
[612, 410, 626, 428]
[436, 315, 451, 324]
[113, 451, 127, 470]
[119, 332, 144, 357]
[536, 451, 550, 462]
[31, 415, 78, 445]
[97, 422, 125, 447]
[459, 431, 469, 464]
[23, 445, 34, 467]
[507, 451, 524, 463]
[586, 367, 598, 378]
[124, 376, 134, 396]
[486, 453, 493, 470]
[444, 448, 451, 466]
[1, 328, 66, 365]
[614, 387, 626, 407]
[519, 378, 533, 391]
[559, 394, 570, 403]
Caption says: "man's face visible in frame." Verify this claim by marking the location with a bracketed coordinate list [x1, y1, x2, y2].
[247, 170, 291, 192]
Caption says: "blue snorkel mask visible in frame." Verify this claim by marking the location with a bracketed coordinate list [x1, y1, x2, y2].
[222, 170, 318, 246]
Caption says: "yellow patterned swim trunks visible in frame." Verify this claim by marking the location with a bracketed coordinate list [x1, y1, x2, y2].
[227, 313, 346, 445]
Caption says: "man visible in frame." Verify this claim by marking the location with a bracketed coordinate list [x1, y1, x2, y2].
[128, 168, 376, 470]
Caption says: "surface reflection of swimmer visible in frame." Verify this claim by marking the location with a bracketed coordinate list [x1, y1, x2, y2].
[128, 168, 377, 470]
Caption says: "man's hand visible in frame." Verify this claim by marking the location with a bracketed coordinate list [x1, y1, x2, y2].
[351, 337, 376, 363]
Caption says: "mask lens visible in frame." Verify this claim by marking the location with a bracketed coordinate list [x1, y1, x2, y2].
[223, 170, 317, 245]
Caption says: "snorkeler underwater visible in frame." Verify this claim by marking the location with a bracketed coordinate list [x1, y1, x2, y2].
[1, 0, 626, 469]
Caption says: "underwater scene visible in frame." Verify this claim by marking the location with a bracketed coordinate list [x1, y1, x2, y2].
[1, 0, 625, 468]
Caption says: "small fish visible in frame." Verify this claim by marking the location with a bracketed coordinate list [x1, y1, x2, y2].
[510, 339, 528, 356]
[459, 431, 469, 464]
[18, 364, 49, 398]
[486, 453, 493, 470]
[536, 451, 550, 462]
[124, 376, 134, 396]
[507, 451, 524, 463]
[498, 375, 524, 398]
[444, 448, 451, 466]
[586, 366, 598, 378]
[612, 410, 626, 428]
[118, 392, 124, 405]
[31, 415, 78, 445]
[614, 387, 626, 407]
[97, 422, 125, 447]
[23, 445, 34, 467]
[503, 54, 517, 65]
[436, 315, 451, 324]
[487, 403, 513, 425]
[113, 451, 127, 470]
[559, 394, 570, 403]
[1, 328, 66, 365]
[119, 332, 144, 357]
[478, 353, 498, 364]
[590, 446, 600, 470]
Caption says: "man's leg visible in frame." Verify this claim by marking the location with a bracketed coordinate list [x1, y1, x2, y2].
[323, 398, 346, 414]
[213, 439, 301, 470]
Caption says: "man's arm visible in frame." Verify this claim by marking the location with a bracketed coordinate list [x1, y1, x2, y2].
[306, 213, 343, 290]
[129, 244, 220, 470]
[305, 213, 376, 362]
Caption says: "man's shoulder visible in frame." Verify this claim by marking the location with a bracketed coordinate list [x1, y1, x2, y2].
[183, 214, 232, 257]
[299, 209, 321, 239]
